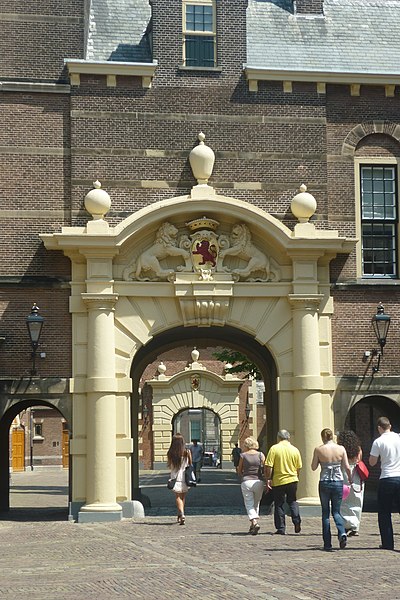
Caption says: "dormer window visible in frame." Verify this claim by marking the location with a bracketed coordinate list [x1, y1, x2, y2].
[183, 0, 216, 68]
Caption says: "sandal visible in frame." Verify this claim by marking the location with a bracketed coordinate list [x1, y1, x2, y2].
[178, 515, 186, 525]
[251, 523, 260, 535]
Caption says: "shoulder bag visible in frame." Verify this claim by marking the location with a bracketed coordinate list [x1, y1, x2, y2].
[258, 452, 265, 481]
[167, 478, 176, 490]
[185, 464, 197, 487]
[356, 460, 369, 482]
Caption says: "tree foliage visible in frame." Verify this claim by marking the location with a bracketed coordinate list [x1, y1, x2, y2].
[212, 349, 261, 380]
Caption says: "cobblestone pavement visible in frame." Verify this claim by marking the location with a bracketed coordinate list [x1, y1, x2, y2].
[1, 470, 399, 599]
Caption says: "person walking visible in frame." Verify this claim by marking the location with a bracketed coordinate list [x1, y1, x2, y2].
[167, 433, 192, 525]
[369, 416, 400, 550]
[237, 436, 265, 535]
[337, 430, 364, 536]
[189, 439, 203, 483]
[311, 428, 352, 551]
[231, 443, 242, 472]
[265, 429, 302, 535]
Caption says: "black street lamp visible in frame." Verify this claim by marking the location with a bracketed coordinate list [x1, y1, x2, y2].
[26, 303, 44, 376]
[371, 303, 391, 373]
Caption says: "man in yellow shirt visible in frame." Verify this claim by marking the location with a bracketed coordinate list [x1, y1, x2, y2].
[265, 429, 302, 535]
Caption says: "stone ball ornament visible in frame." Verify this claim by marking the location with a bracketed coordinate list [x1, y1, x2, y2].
[290, 184, 317, 223]
[84, 180, 111, 220]
[189, 132, 216, 185]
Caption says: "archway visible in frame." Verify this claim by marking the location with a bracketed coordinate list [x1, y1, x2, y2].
[130, 325, 278, 500]
[0, 399, 70, 516]
[42, 164, 354, 520]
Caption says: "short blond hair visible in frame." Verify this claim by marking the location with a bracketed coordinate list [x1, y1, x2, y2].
[243, 436, 259, 450]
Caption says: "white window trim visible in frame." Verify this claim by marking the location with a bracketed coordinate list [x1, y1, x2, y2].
[355, 156, 400, 279]
[182, 0, 217, 68]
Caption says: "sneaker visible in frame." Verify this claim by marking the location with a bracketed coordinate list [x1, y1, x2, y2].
[294, 522, 301, 534]
[274, 530, 286, 535]
[251, 523, 260, 535]
[323, 547, 334, 552]
[339, 534, 347, 549]
[348, 530, 359, 537]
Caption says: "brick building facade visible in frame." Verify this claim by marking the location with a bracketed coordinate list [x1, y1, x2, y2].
[1, 0, 400, 520]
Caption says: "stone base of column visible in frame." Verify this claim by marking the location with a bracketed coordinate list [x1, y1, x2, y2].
[297, 496, 321, 517]
[78, 509, 122, 523]
[69, 500, 145, 522]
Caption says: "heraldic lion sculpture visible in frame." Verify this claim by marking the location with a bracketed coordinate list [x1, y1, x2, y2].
[124, 222, 190, 280]
[219, 223, 271, 280]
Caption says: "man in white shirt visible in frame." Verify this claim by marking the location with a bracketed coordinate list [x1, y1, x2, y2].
[369, 416, 400, 550]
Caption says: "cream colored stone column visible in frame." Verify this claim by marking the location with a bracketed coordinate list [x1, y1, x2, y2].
[289, 294, 324, 502]
[79, 294, 122, 521]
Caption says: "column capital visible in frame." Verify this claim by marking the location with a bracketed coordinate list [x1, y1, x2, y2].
[81, 293, 118, 309]
[287, 294, 324, 309]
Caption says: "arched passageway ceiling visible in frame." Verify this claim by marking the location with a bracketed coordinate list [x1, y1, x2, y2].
[130, 325, 277, 387]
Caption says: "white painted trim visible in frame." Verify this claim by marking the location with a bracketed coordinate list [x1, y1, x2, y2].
[65, 59, 158, 88]
[244, 65, 400, 86]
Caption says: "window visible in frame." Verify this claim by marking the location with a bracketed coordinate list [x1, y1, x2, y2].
[34, 423, 43, 437]
[360, 164, 398, 278]
[183, 1, 216, 68]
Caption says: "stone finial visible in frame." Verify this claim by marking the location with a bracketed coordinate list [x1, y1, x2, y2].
[157, 361, 167, 375]
[189, 132, 215, 185]
[84, 180, 111, 220]
[191, 347, 200, 362]
[290, 184, 317, 223]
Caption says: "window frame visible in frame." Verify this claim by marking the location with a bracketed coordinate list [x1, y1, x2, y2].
[182, 0, 217, 69]
[355, 157, 400, 279]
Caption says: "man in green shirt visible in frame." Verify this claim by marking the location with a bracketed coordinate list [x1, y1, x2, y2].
[265, 429, 302, 535]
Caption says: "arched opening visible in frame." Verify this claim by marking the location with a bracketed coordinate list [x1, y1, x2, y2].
[173, 407, 222, 466]
[344, 395, 400, 510]
[130, 325, 277, 504]
[0, 399, 70, 520]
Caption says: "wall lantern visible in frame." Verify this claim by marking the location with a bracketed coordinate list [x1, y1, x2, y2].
[26, 303, 45, 376]
[142, 401, 149, 426]
[370, 303, 391, 373]
[245, 401, 251, 420]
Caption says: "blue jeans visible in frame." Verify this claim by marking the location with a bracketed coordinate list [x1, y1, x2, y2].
[319, 481, 346, 549]
[377, 476, 400, 550]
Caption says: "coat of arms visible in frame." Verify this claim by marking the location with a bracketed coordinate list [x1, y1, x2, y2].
[186, 217, 220, 277]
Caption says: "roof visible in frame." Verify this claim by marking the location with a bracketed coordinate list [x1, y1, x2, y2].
[246, 0, 400, 76]
[87, 0, 152, 63]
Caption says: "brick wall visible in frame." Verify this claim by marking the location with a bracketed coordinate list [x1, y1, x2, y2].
[295, 0, 324, 14]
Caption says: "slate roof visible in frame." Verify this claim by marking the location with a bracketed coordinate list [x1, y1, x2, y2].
[246, 0, 400, 75]
[87, 0, 152, 63]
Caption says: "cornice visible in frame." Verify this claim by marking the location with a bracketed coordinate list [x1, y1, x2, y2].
[244, 65, 400, 96]
[64, 59, 158, 89]
[0, 81, 70, 94]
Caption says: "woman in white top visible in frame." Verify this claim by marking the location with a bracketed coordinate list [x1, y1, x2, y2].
[337, 430, 364, 536]
[311, 428, 352, 551]
[167, 433, 192, 525]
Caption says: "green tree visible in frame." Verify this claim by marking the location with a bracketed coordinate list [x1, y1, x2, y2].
[212, 349, 261, 380]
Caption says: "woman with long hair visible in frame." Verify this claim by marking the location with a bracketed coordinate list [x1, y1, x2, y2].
[167, 433, 192, 525]
[311, 428, 352, 551]
[237, 436, 265, 535]
[337, 430, 364, 536]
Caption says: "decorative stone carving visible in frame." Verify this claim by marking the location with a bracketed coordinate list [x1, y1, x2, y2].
[123, 222, 191, 281]
[291, 184, 317, 223]
[123, 218, 279, 283]
[84, 180, 111, 220]
[219, 224, 279, 281]
[189, 132, 215, 185]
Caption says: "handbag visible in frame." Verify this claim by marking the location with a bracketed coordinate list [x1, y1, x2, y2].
[167, 478, 176, 490]
[258, 452, 265, 481]
[185, 464, 197, 487]
[355, 460, 369, 482]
